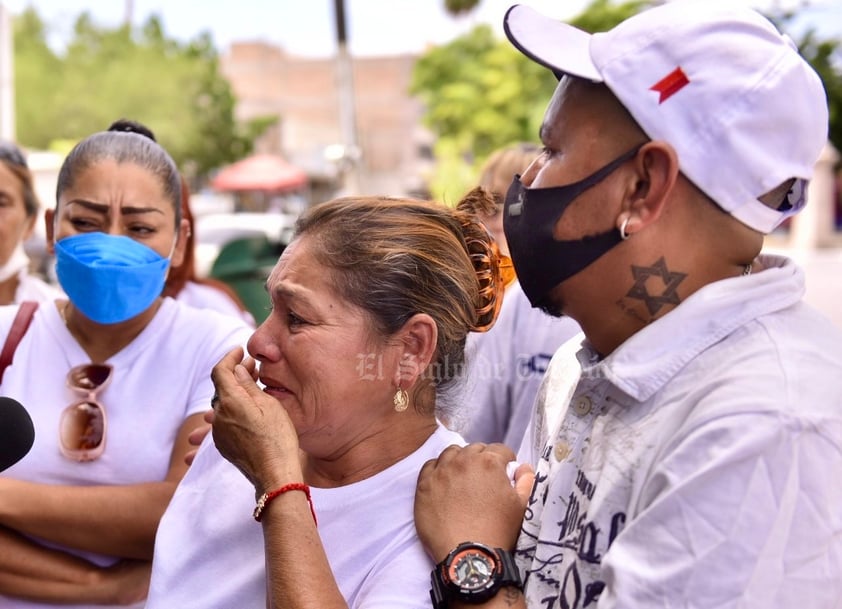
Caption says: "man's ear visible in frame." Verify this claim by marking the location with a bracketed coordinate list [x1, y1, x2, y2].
[391, 313, 438, 389]
[617, 141, 679, 237]
[44, 208, 55, 255]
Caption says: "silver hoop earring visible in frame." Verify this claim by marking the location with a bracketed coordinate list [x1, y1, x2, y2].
[619, 217, 631, 241]
[393, 388, 409, 412]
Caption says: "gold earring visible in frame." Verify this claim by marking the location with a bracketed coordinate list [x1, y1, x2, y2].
[393, 388, 409, 412]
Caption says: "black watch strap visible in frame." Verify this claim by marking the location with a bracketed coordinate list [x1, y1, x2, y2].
[430, 542, 522, 609]
[497, 549, 521, 588]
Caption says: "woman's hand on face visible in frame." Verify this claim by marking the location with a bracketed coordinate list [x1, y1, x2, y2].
[210, 347, 303, 491]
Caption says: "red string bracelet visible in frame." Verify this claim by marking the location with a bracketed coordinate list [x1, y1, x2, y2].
[253, 482, 317, 525]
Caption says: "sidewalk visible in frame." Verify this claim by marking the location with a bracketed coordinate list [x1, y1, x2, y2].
[764, 245, 842, 330]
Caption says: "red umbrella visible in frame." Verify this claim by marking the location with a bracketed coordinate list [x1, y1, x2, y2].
[210, 153, 308, 192]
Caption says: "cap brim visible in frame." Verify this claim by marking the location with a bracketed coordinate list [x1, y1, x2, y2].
[503, 4, 602, 82]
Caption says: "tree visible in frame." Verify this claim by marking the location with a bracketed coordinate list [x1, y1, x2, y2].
[421, 0, 841, 201]
[444, 0, 480, 16]
[804, 32, 842, 154]
[12, 8, 66, 148]
[12, 7, 275, 182]
[410, 25, 552, 201]
[770, 12, 841, 154]
[415, 0, 648, 201]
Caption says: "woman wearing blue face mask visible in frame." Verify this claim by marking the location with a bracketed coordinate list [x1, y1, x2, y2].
[0, 120, 253, 607]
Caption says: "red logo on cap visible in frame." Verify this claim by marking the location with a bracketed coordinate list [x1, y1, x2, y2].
[650, 67, 689, 104]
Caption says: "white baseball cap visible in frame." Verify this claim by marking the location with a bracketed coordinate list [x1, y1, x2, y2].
[503, 1, 829, 234]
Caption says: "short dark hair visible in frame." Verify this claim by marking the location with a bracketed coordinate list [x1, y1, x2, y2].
[55, 119, 181, 225]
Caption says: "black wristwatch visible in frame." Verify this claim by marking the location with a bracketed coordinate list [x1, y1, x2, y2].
[430, 541, 522, 608]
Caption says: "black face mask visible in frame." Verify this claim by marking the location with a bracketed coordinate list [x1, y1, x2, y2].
[503, 145, 642, 310]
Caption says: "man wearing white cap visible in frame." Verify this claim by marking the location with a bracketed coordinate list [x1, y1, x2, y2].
[415, 2, 842, 608]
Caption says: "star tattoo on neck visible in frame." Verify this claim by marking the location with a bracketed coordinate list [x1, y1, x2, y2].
[625, 257, 687, 316]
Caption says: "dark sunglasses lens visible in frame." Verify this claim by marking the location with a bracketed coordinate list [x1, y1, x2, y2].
[69, 364, 112, 390]
[60, 402, 104, 451]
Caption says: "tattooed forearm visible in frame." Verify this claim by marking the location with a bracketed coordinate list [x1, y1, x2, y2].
[502, 585, 523, 606]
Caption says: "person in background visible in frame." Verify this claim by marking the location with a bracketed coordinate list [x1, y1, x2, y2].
[415, 3, 842, 608]
[0, 141, 64, 305]
[476, 142, 541, 258]
[0, 119, 252, 608]
[458, 142, 582, 450]
[163, 177, 255, 327]
[145, 189, 509, 609]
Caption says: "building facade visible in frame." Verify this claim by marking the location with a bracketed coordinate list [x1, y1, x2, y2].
[220, 42, 433, 203]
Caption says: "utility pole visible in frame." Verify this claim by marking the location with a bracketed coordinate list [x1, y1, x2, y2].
[333, 0, 361, 195]
[0, 2, 15, 141]
[124, 0, 134, 27]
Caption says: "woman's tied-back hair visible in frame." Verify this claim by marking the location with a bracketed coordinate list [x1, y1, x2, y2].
[294, 189, 500, 417]
[0, 141, 39, 218]
[55, 119, 182, 225]
[458, 187, 509, 331]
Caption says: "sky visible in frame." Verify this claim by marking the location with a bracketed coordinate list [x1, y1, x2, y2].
[1, 0, 841, 58]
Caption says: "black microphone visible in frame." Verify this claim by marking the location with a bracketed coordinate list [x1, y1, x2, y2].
[0, 397, 35, 472]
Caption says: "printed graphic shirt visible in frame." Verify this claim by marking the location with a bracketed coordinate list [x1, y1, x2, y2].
[459, 281, 581, 450]
[517, 255, 842, 609]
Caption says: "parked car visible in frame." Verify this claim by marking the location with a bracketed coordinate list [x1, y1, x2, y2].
[193, 212, 296, 278]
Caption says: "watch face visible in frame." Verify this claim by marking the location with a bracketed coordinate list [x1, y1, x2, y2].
[448, 547, 496, 591]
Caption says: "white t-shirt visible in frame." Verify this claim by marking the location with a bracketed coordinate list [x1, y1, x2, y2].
[0, 247, 62, 304]
[147, 425, 466, 609]
[457, 281, 581, 450]
[174, 280, 255, 327]
[0, 298, 253, 609]
[517, 255, 842, 609]
[13, 271, 65, 304]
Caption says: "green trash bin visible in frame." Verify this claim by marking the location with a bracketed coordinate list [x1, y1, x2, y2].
[210, 235, 286, 325]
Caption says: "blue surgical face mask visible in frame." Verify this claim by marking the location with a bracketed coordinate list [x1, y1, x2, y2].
[55, 232, 173, 324]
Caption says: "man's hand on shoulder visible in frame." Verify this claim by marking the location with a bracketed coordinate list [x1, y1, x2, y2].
[414, 442, 535, 562]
